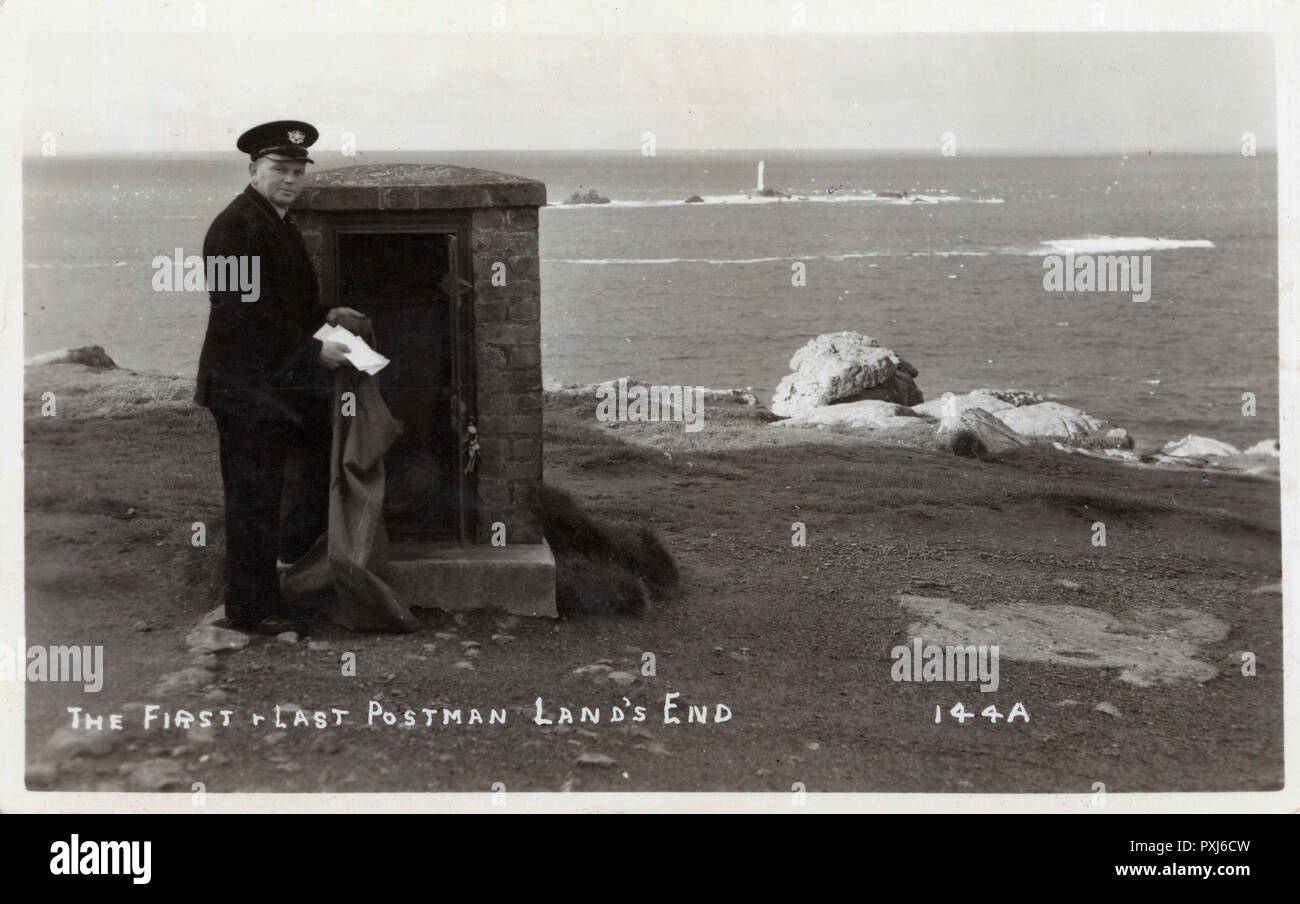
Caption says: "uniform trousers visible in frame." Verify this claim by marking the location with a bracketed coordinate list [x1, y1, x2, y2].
[211, 409, 330, 624]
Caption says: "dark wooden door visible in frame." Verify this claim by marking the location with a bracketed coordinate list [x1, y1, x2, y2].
[333, 226, 474, 543]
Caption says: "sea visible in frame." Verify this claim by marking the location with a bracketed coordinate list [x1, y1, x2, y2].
[22, 150, 1278, 451]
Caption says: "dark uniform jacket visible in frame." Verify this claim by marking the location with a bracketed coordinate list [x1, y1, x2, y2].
[194, 184, 328, 424]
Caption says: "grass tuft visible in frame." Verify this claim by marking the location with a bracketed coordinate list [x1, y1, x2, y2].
[542, 483, 679, 617]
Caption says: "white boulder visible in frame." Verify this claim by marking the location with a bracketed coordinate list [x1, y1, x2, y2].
[771, 332, 921, 416]
[1243, 438, 1280, 457]
[993, 402, 1107, 442]
[185, 624, 251, 653]
[935, 408, 1028, 457]
[1160, 435, 1241, 459]
[1102, 427, 1134, 449]
[912, 390, 1013, 419]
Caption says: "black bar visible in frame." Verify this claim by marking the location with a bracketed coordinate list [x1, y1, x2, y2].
[4, 814, 1281, 890]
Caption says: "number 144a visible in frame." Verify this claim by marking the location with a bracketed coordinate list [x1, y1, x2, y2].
[936, 703, 1029, 724]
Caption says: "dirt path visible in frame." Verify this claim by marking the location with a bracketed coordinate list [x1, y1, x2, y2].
[22, 388, 1283, 793]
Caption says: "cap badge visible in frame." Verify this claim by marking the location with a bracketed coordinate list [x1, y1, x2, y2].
[287, 129, 305, 145]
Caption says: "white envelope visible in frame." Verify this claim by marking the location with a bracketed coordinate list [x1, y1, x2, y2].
[312, 323, 391, 375]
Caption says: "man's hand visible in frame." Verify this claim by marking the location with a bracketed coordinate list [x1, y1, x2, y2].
[319, 340, 353, 370]
[326, 307, 369, 333]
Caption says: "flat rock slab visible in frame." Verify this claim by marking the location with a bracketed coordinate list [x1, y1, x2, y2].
[199, 605, 226, 626]
[1161, 434, 1241, 458]
[149, 667, 217, 697]
[993, 401, 1106, 441]
[897, 594, 1229, 686]
[935, 408, 1027, 456]
[44, 726, 121, 759]
[185, 726, 219, 745]
[1243, 439, 1280, 457]
[573, 663, 612, 675]
[123, 758, 188, 792]
[186, 625, 251, 653]
[774, 399, 920, 430]
[913, 391, 1015, 418]
[25, 762, 60, 788]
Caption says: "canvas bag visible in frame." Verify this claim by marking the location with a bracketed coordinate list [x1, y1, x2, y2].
[281, 366, 417, 632]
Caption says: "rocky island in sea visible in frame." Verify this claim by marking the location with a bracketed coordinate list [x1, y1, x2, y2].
[563, 188, 611, 205]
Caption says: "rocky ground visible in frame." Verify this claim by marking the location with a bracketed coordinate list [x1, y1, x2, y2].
[21, 364, 1284, 794]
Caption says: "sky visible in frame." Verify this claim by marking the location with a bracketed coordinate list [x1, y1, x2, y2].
[10, 4, 1280, 154]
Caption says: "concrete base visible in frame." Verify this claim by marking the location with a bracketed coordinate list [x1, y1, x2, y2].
[383, 538, 558, 618]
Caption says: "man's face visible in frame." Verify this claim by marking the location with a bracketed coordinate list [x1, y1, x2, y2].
[249, 156, 308, 208]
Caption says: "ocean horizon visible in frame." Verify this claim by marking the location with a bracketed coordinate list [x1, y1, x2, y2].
[22, 149, 1278, 451]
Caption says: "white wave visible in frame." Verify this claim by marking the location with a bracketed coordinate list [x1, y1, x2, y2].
[545, 251, 892, 265]
[1037, 236, 1215, 254]
[545, 192, 999, 210]
[545, 256, 787, 265]
[25, 261, 132, 269]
